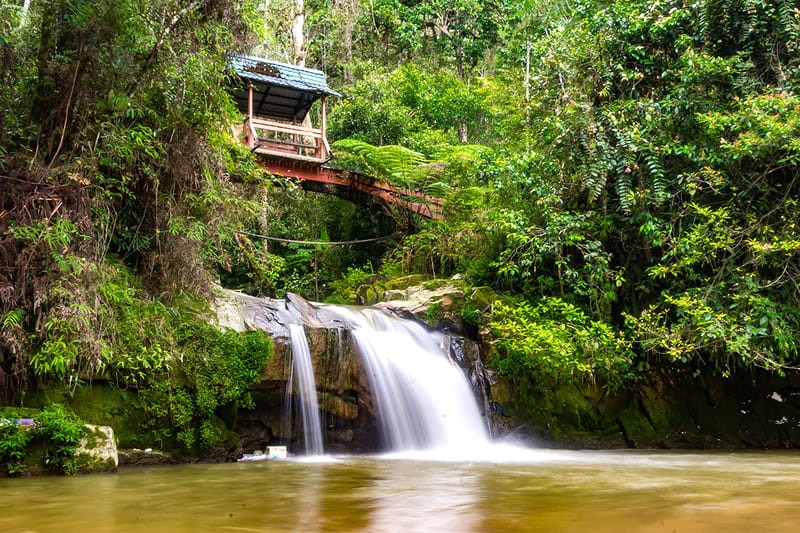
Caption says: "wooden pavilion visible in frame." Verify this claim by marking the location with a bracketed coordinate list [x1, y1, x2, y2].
[229, 55, 340, 162]
[228, 55, 443, 219]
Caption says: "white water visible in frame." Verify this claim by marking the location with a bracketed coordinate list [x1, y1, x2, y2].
[319, 306, 490, 455]
[287, 324, 324, 455]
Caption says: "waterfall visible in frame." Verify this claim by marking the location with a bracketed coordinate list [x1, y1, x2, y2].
[319, 306, 490, 453]
[287, 324, 324, 455]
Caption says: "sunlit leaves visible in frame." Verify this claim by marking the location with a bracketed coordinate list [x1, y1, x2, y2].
[491, 298, 634, 390]
[700, 92, 800, 165]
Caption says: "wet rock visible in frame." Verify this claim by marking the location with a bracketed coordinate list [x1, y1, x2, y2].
[286, 292, 324, 327]
[118, 448, 179, 466]
[199, 446, 242, 463]
[377, 278, 466, 330]
[318, 391, 358, 420]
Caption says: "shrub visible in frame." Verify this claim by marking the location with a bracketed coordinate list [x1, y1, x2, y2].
[0, 404, 85, 476]
[490, 298, 635, 392]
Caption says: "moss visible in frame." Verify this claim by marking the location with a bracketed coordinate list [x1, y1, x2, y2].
[356, 285, 381, 305]
[617, 402, 658, 447]
[383, 274, 425, 290]
[469, 286, 496, 312]
[423, 279, 449, 290]
[30, 386, 147, 449]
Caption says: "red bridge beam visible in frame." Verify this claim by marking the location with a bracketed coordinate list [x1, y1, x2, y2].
[259, 158, 444, 220]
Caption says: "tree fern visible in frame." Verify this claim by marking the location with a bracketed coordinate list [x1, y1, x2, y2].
[333, 139, 427, 187]
[333, 138, 448, 189]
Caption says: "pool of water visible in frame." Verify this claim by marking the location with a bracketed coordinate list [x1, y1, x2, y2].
[2, 449, 800, 532]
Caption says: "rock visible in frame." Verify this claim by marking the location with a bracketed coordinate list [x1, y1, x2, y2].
[318, 391, 359, 420]
[355, 285, 381, 305]
[75, 425, 118, 472]
[383, 275, 425, 290]
[376, 279, 466, 325]
[286, 292, 324, 327]
[212, 289, 266, 332]
[118, 448, 179, 466]
[617, 403, 658, 448]
[383, 289, 406, 301]
[469, 286, 497, 312]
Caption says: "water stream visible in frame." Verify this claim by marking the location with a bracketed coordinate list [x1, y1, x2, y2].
[319, 305, 488, 454]
[287, 323, 324, 455]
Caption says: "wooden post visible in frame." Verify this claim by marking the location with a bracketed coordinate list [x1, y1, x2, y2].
[246, 85, 255, 149]
[320, 97, 328, 159]
[248, 84, 253, 120]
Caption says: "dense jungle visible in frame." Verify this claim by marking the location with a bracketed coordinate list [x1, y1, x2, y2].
[2, 0, 800, 471]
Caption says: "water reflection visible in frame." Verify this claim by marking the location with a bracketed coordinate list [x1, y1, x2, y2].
[3, 451, 800, 532]
[363, 459, 483, 532]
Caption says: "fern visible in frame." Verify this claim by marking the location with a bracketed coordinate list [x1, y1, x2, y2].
[2, 309, 24, 329]
[333, 139, 430, 188]
[423, 181, 452, 197]
[644, 149, 667, 203]
[615, 170, 633, 214]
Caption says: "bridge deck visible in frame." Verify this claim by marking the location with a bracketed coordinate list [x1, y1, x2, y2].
[258, 157, 444, 220]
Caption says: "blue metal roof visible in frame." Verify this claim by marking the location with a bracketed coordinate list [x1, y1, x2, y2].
[229, 55, 340, 97]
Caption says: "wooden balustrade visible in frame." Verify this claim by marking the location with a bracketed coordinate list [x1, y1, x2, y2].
[243, 117, 330, 163]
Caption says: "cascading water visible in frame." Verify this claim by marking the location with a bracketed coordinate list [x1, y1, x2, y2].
[318, 305, 490, 454]
[287, 324, 324, 455]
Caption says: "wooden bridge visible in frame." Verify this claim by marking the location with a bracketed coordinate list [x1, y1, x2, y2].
[229, 55, 443, 219]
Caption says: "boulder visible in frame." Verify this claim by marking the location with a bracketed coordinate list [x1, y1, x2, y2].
[377, 278, 466, 329]
[75, 424, 118, 472]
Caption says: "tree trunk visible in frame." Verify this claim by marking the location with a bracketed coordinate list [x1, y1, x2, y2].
[292, 0, 305, 67]
[20, 0, 32, 27]
[335, 0, 356, 82]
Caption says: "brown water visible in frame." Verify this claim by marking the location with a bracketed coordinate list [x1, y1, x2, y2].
[2, 450, 800, 532]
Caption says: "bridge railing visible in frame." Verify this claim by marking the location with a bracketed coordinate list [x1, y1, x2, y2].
[243, 116, 331, 163]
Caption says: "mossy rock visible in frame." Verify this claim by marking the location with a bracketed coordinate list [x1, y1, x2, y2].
[617, 402, 658, 448]
[551, 385, 601, 430]
[383, 289, 407, 301]
[638, 386, 686, 434]
[355, 284, 381, 305]
[469, 286, 497, 312]
[204, 415, 241, 451]
[63, 386, 148, 449]
[383, 275, 425, 290]
[318, 391, 358, 420]
[75, 425, 118, 473]
[423, 279, 450, 290]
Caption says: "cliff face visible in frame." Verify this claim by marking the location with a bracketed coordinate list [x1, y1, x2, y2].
[215, 291, 380, 452]
[213, 289, 492, 454]
[215, 288, 800, 453]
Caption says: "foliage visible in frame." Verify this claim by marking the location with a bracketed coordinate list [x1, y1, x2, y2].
[0, 404, 85, 476]
[0, 420, 32, 475]
[333, 139, 439, 190]
[2, 0, 800, 451]
[136, 323, 272, 452]
[329, 64, 505, 147]
[490, 298, 635, 392]
[326, 265, 377, 304]
[0, 0, 276, 401]
[34, 404, 86, 475]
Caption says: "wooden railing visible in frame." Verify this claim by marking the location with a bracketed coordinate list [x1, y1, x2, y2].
[243, 116, 331, 163]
